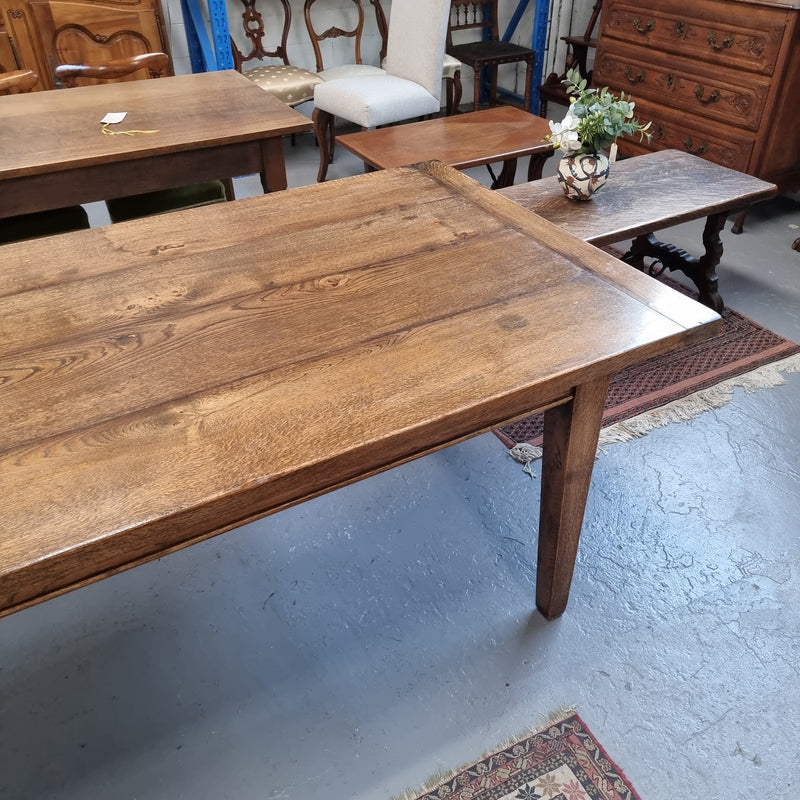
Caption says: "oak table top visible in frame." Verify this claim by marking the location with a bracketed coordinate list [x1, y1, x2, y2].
[0, 162, 720, 621]
[337, 106, 555, 188]
[499, 149, 778, 310]
[0, 69, 313, 218]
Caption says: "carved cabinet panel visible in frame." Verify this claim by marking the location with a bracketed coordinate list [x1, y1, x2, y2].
[594, 0, 800, 193]
[0, 0, 172, 90]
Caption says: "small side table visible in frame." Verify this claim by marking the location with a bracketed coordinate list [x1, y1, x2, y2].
[337, 106, 555, 189]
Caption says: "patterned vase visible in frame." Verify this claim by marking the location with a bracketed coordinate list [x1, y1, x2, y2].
[556, 152, 610, 201]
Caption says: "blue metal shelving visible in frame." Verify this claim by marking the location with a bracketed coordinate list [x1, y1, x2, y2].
[183, 0, 234, 72]
[500, 0, 549, 112]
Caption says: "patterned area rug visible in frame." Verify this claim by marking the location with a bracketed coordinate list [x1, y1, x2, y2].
[396, 714, 640, 800]
[496, 278, 800, 461]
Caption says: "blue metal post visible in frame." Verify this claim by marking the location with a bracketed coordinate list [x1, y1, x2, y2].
[181, 0, 234, 71]
[498, 0, 550, 112]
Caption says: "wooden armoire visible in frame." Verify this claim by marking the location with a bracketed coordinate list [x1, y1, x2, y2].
[593, 0, 800, 199]
[0, 0, 172, 90]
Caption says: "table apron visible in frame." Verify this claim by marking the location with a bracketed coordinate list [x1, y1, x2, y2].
[0, 386, 580, 618]
[0, 138, 283, 218]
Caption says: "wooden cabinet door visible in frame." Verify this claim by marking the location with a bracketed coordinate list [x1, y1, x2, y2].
[0, 0, 172, 90]
[1, 17, 23, 73]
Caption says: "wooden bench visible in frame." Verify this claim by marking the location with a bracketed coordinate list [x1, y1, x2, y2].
[499, 150, 778, 311]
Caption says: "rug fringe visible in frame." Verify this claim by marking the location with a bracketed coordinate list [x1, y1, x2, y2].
[387, 706, 578, 800]
[509, 352, 800, 469]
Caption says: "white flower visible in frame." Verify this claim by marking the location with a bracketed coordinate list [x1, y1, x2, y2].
[547, 111, 583, 152]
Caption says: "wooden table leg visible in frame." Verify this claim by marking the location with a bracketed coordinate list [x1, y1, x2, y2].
[622, 211, 727, 312]
[536, 375, 609, 620]
[492, 158, 518, 189]
[259, 137, 289, 193]
[526, 151, 554, 182]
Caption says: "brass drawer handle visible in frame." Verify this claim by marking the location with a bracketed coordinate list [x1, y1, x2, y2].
[633, 16, 655, 34]
[694, 85, 721, 104]
[624, 67, 645, 83]
[707, 31, 734, 51]
[683, 137, 709, 155]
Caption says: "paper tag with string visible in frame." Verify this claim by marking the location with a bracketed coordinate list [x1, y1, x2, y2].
[100, 111, 159, 136]
[609, 142, 618, 163]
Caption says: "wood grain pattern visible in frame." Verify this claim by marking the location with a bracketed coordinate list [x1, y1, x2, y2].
[0, 70, 312, 215]
[338, 106, 554, 173]
[0, 162, 721, 619]
[499, 150, 777, 248]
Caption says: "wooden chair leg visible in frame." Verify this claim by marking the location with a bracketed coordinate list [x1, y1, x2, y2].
[523, 63, 533, 113]
[448, 69, 462, 115]
[489, 67, 498, 107]
[313, 108, 333, 183]
[472, 69, 480, 111]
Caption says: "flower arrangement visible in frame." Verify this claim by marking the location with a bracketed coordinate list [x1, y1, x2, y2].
[546, 68, 651, 156]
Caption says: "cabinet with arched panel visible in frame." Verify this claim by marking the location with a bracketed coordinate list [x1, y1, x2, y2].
[0, 0, 171, 90]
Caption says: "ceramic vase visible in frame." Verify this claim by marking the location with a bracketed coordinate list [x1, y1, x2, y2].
[556, 152, 610, 201]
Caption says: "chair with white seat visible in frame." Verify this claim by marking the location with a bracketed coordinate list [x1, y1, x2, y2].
[312, 0, 451, 182]
[370, 0, 461, 115]
[304, 0, 386, 81]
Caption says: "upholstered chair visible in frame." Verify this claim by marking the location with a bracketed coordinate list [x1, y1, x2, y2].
[312, 0, 451, 182]
[304, 0, 386, 81]
[230, 0, 323, 108]
[370, 0, 461, 115]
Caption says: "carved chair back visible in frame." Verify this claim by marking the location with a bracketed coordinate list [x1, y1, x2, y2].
[304, 0, 371, 73]
[231, 0, 294, 69]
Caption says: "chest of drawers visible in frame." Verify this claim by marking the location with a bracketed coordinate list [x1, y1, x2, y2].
[593, 0, 800, 196]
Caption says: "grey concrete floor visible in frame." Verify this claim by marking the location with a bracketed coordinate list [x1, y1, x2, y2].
[1, 130, 799, 800]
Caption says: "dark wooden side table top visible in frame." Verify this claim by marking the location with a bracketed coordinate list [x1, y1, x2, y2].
[337, 106, 555, 187]
[0, 70, 313, 217]
[499, 149, 778, 309]
[0, 162, 719, 621]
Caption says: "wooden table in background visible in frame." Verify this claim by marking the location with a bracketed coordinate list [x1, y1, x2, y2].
[499, 150, 778, 310]
[338, 106, 555, 188]
[0, 70, 312, 218]
[0, 162, 720, 621]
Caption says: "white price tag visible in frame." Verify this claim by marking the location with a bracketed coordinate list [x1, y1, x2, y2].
[101, 112, 127, 124]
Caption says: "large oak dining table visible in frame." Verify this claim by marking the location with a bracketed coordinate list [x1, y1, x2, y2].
[0, 69, 312, 218]
[0, 162, 721, 621]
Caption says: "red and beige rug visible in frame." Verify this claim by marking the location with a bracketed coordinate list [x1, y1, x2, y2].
[398, 714, 640, 800]
[496, 280, 800, 463]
